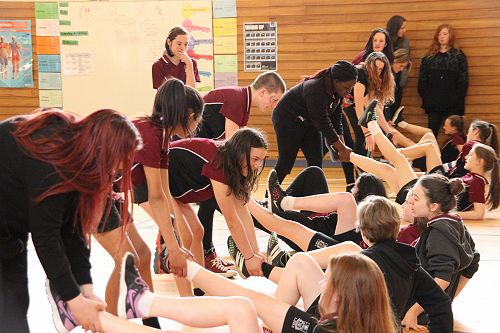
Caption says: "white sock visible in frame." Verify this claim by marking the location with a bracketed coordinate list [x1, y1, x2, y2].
[367, 121, 382, 137]
[186, 260, 203, 281]
[398, 121, 408, 129]
[137, 290, 155, 317]
[280, 196, 296, 211]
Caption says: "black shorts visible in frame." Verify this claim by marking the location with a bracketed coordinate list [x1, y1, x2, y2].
[395, 179, 418, 205]
[197, 104, 225, 140]
[428, 165, 446, 176]
[97, 199, 122, 233]
[282, 305, 326, 333]
[168, 148, 208, 200]
[133, 182, 149, 204]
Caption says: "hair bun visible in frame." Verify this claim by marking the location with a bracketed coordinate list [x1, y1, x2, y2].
[449, 178, 465, 195]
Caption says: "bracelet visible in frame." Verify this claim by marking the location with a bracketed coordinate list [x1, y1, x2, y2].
[245, 254, 255, 261]
[364, 133, 372, 138]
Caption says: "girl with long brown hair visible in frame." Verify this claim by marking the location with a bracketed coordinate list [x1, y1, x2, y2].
[166, 127, 268, 278]
[0, 108, 140, 332]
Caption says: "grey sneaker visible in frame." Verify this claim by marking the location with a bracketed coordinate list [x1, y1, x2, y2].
[118, 252, 150, 319]
[266, 232, 290, 268]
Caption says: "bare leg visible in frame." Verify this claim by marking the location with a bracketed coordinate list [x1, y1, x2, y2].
[306, 241, 363, 269]
[140, 202, 193, 297]
[248, 198, 314, 251]
[398, 143, 443, 172]
[273, 253, 324, 311]
[191, 262, 306, 333]
[148, 296, 260, 332]
[402, 122, 433, 138]
[349, 152, 400, 194]
[94, 224, 152, 315]
[370, 121, 418, 189]
[288, 192, 357, 234]
[177, 203, 204, 266]
[99, 312, 164, 332]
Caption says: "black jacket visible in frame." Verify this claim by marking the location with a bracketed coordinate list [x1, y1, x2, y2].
[418, 48, 468, 114]
[416, 214, 480, 300]
[363, 241, 453, 333]
[0, 117, 92, 301]
[273, 74, 343, 145]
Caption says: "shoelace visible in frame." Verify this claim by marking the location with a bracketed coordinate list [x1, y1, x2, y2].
[214, 256, 233, 266]
[210, 258, 228, 271]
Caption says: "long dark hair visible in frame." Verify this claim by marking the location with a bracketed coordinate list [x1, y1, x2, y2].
[213, 128, 268, 202]
[470, 120, 498, 154]
[447, 115, 468, 138]
[354, 173, 388, 203]
[472, 143, 499, 210]
[361, 28, 394, 63]
[14, 109, 141, 237]
[148, 78, 204, 138]
[386, 15, 406, 50]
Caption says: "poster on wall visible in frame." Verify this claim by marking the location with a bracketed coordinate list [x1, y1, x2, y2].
[0, 20, 34, 88]
[243, 22, 277, 72]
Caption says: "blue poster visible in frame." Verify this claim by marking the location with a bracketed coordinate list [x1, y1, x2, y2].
[0, 20, 34, 88]
[38, 54, 61, 73]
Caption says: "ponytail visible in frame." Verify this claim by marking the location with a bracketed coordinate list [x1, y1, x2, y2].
[473, 143, 500, 210]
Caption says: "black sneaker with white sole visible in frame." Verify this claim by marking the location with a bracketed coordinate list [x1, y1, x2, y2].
[392, 106, 405, 126]
[358, 99, 379, 128]
[267, 169, 287, 214]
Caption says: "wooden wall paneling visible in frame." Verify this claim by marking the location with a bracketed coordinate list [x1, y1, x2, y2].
[0, 2, 38, 120]
[237, 0, 500, 158]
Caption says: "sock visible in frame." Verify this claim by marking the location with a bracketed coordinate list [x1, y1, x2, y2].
[142, 317, 161, 329]
[186, 260, 203, 281]
[398, 121, 408, 129]
[204, 245, 215, 256]
[262, 262, 274, 278]
[307, 232, 338, 251]
[193, 288, 205, 296]
[137, 290, 155, 318]
[280, 196, 296, 211]
[367, 121, 382, 137]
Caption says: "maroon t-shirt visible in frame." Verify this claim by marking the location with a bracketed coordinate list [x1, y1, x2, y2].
[169, 138, 228, 203]
[461, 172, 487, 205]
[397, 223, 422, 246]
[457, 140, 479, 163]
[152, 55, 201, 89]
[203, 86, 252, 127]
[131, 119, 169, 186]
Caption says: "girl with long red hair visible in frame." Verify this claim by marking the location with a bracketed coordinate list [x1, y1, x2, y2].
[0, 108, 141, 332]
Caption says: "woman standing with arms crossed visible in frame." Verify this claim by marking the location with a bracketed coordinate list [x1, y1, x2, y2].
[272, 60, 357, 183]
[418, 24, 468, 137]
[0, 108, 141, 332]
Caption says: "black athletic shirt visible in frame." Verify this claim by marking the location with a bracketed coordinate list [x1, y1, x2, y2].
[0, 116, 92, 301]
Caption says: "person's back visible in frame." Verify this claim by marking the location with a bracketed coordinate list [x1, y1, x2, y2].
[363, 240, 452, 332]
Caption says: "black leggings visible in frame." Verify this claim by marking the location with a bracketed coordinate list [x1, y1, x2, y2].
[254, 166, 361, 251]
[197, 197, 220, 254]
[273, 111, 324, 184]
[0, 229, 29, 333]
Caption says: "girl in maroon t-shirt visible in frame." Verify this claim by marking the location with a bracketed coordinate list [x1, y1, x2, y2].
[168, 128, 269, 278]
[151, 26, 200, 89]
[96, 78, 204, 316]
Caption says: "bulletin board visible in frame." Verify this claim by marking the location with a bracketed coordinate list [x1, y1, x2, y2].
[59, 0, 213, 117]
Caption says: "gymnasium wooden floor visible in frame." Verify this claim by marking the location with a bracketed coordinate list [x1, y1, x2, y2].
[28, 167, 500, 333]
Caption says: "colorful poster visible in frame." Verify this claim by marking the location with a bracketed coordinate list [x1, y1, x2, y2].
[0, 20, 34, 88]
[244, 22, 278, 72]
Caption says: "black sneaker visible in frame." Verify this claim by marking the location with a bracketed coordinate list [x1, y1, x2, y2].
[358, 99, 379, 128]
[392, 106, 405, 126]
[45, 279, 78, 333]
[118, 252, 150, 319]
[227, 237, 250, 279]
[266, 232, 290, 268]
[267, 169, 287, 214]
